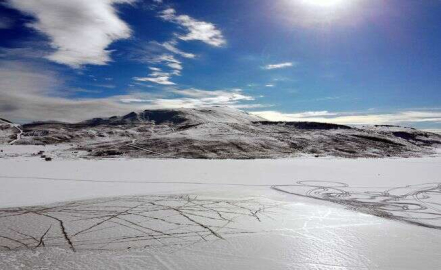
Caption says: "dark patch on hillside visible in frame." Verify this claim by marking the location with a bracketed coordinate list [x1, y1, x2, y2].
[352, 135, 403, 146]
[256, 121, 351, 130]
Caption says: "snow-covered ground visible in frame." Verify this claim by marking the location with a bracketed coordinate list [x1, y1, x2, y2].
[1, 151, 441, 269]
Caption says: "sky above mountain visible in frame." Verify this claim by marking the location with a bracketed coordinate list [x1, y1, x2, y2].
[1, 0, 441, 130]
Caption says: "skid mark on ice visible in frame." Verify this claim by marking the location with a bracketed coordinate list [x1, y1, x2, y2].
[272, 181, 441, 230]
[0, 195, 278, 251]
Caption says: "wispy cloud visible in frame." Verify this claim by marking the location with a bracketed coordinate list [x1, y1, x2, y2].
[133, 54, 184, 85]
[154, 54, 183, 75]
[0, 44, 50, 59]
[129, 40, 196, 85]
[131, 43, 186, 71]
[263, 62, 296, 70]
[251, 110, 441, 126]
[134, 40, 196, 60]
[131, 51, 185, 85]
[159, 8, 226, 47]
[134, 73, 175, 85]
[6, 0, 134, 68]
[314, 96, 341, 101]
[0, 16, 13, 29]
[93, 84, 116, 89]
[162, 40, 196, 59]
[173, 88, 253, 101]
[122, 88, 256, 108]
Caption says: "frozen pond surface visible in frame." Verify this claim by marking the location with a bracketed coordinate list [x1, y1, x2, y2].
[0, 154, 440, 269]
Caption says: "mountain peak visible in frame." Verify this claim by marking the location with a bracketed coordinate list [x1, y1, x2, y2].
[82, 107, 264, 126]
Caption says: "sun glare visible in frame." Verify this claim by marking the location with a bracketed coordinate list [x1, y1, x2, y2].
[301, 0, 346, 8]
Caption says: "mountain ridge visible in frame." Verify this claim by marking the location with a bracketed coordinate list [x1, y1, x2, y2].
[2, 107, 441, 159]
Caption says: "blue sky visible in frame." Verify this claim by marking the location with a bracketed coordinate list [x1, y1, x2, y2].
[0, 0, 441, 130]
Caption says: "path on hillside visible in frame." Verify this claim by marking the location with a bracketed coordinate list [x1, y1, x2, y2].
[0, 119, 23, 145]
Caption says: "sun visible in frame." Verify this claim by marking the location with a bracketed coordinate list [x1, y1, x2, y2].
[281, 0, 358, 27]
[300, 0, 346, 8]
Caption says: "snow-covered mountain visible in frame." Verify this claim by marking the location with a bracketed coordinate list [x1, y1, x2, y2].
[80, 107, 264, 126]
[1, 107, 441, 159]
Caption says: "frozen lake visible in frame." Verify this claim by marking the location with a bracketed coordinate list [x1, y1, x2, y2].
[0, 153, 440, 269]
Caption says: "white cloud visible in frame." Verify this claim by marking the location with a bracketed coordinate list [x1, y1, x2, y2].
[133, 54, 183, 86]
[265, 84, 275, 87]
[132, 53, 185, 85]
[120, 98, 149, 103]
[173, 88, 253, 101]
[167, 62, 182, 71]
[263, 62, 296, 70]
[287, 111, 337, 117]
[121, 88, 257, 109]
[6, 0, 134, 68]
[230, 104, 272, 109]
[159, 8, 226, 47]
[251, 110, 441, 126]
[162, 40, 196, 59]
[423, 129, 441, 134]
[134, 74, 175, 85]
